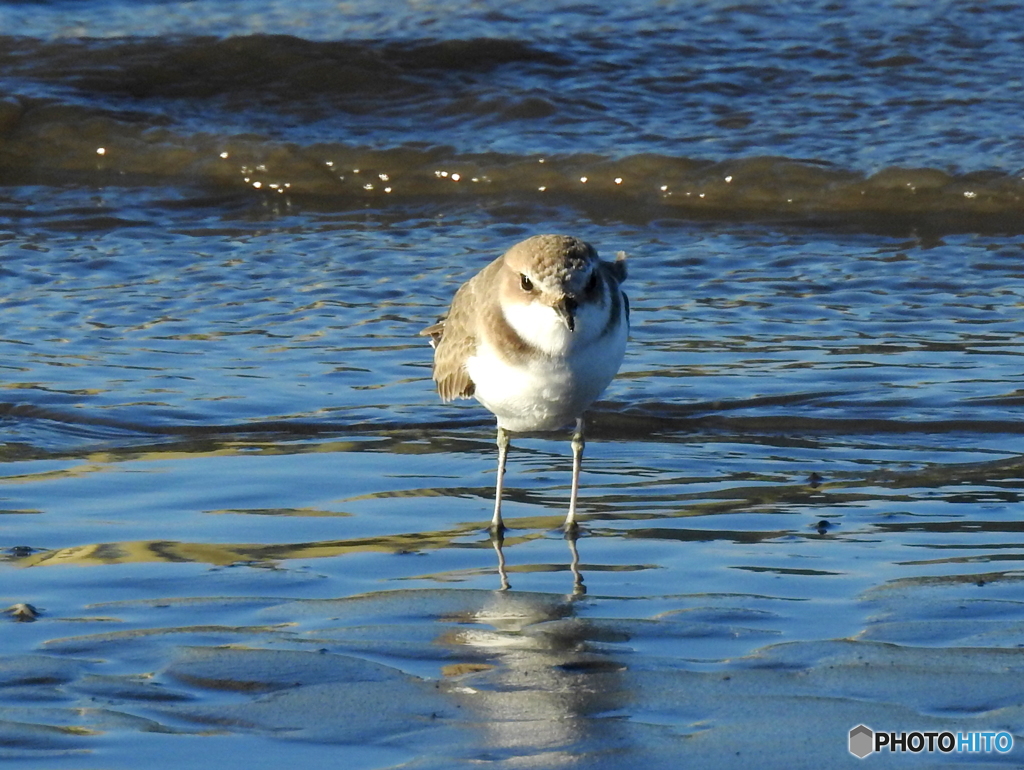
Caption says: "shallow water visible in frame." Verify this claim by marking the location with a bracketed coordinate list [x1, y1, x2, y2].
[2, 1, 1024, 767]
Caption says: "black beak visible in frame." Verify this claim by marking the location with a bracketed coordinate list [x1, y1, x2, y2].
[556, 296, 578, 332]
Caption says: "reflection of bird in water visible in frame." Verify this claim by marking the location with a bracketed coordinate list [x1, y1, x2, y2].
[422, 234, 629, 534]
[491, 530, 585, 595]
[438, 586, 627, 763]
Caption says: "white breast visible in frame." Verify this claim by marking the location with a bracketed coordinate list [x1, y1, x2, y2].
[466, 294, 628, 432]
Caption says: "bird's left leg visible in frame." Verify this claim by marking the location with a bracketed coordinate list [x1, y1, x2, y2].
[565, 416, 585, 532]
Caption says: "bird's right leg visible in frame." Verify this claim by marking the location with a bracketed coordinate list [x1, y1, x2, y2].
[491, 426, 509, 534]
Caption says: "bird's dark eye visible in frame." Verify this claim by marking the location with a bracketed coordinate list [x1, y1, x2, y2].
[520, 274, 534, 292]
[585, 271, 599, 293]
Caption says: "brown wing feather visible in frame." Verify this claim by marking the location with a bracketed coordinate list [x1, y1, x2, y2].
[420, 257, 504, 402]
[609, 250, 628, 283]
[420, 321, 444, 349]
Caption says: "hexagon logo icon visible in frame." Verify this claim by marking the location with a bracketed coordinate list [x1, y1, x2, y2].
[849, 724, 874, 758]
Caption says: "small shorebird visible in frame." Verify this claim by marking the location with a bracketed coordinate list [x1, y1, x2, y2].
[422, 234, 629, 533]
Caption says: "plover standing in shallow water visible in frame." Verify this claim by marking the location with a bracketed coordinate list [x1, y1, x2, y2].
[422, 234, 629, 533]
